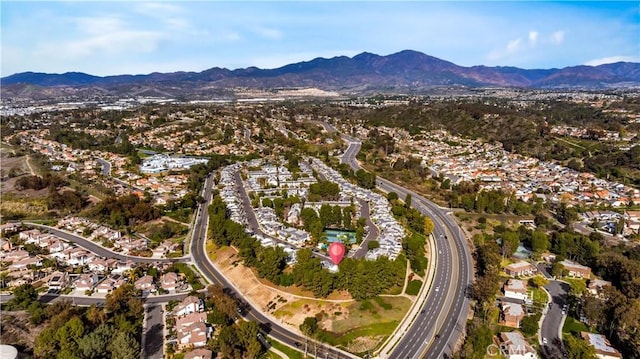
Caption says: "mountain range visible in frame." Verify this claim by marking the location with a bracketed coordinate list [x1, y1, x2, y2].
[2, 50, 639, 100]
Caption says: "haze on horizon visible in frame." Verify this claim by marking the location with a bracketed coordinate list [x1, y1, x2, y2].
[1, 1, 639, 77]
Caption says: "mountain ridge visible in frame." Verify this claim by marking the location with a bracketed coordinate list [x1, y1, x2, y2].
[2, 50, 639, 100]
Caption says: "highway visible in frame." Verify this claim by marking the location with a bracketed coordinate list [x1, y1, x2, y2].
[190, 173, 357, 358]
[339, 134, 473, 359]
[23, 223, 190, 264]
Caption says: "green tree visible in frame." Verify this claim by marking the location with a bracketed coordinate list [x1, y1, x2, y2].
[501, 230, 520, 258]
[564, 334, 597, 359]
[108, 332, 140, 359]
[77, 324, 112, 359]
[529, 276, 549, 289]
[423, 217, 434, 235]
[300, 317, 319, 337]
[531, 230, 550, 253]
[520, 314, 541, 336]
[551, 261, 565, 278]
[256, 246, 287, 284]
[8, 283, 38, 309]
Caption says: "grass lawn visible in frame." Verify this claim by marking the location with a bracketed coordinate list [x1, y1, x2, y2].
[563, 316, 589, 335]
[331, 296, 410, 334]
[266, 339, 304, 359]
[406, 279, 422, 296]
[530, 287, 549, 305]
[321, 320, 400, 349]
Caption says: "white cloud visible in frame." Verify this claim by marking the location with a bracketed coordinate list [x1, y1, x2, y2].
[551, 30, 564, 44]
[253, 27, 284, 40]
[134, 3, 184, 15]
[487, 37, 523, 60]
[528, 31, 538, 46]
[37, 30, 165, 58]
[75, 16, 125, 35]
[584, 55, 640, 66]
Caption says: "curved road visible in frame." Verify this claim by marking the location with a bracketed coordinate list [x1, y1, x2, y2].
[339, 134, 473, 359]
[24, 223, 190, 264]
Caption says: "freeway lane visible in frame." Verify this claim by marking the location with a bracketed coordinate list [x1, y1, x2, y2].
[23, 223, 189, 264]
[340, 135, 472, 359]
[190, 173, 356, 359]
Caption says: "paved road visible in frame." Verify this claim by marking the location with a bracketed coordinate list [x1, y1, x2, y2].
[340, 135, 472, 359]
[142, 304, 165, 359]
[190, 174, 357, 359]
[0, 292, 190, 306]
[538, 264, 570, 358]
[95, 157, 111, 176]
[352, 200, 380, 259]
[24, 223, 189, 264]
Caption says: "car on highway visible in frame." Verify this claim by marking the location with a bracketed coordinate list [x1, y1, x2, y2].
[435, 286, 440, 292]
[543, 337, 548, 345]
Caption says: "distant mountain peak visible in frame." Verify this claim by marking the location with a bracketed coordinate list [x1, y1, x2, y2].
[2, 50, 639, 100]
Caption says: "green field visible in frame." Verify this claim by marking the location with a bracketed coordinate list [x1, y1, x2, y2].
[563, 316, 589, 335]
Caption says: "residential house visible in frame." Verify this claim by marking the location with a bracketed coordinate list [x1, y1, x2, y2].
[497, 331, 538, 359]
[9, 256, 42, 271]
[561, 260, 592, 278]
[581, 332, 622, 359]
[111, 260, 136, 274]
[88, 258, 116, 273]
[153, 241, 180, 257]
[96, 274, 127, 294]
[176, 312, 207, 328]
[500, 303, 526, 328]
[161, 272, 180, 292]
[2, 250, 29, 263]
[588, 279, 612, 297]
[0, 239, 12, 251]
[18, 229, 42, 242]
[175, 296, 204, 317]
[75, 273, 99, 291]
[504, 261, 537, 277]
[184, 348, 213, 359]
[178, 322, 210, 349]
[48, 271, 69, 290]
[0, 222, 21, 236]
[504, 279, 529, 302]
[134, 275, 156, 295]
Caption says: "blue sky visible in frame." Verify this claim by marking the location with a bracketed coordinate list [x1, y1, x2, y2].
[2, 1, 639, 76]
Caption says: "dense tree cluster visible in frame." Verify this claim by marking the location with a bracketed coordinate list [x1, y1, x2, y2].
[89, 193, 161, 228]
[14, 172, 67, 191]
[447, 181, 541, 215]
[291, 248, 405, 299]
[355, 169, 376, 189]
[204, 285, 264, 358]
[308, 180, 340, 201]
[34, 284, 143, 359]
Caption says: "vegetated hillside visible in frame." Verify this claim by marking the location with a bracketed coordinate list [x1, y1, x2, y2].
[2, 50, 639, 100]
